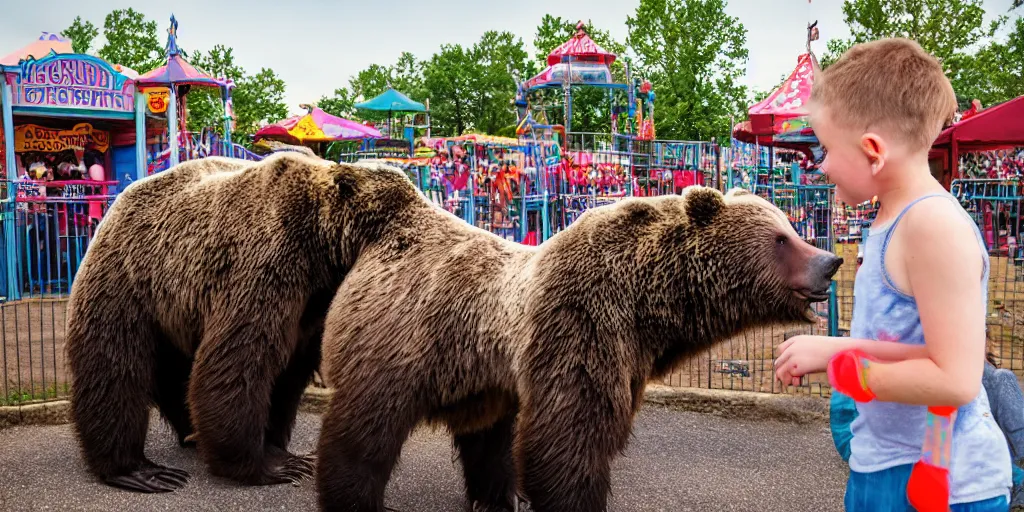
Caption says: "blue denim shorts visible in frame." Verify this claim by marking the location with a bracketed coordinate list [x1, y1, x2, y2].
[845, 463, 1009, 512]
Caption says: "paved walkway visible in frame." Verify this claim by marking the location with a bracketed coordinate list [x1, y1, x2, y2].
[0, 405, 849, 511]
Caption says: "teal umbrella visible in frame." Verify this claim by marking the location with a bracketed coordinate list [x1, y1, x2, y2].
[354, 88, 426, 137]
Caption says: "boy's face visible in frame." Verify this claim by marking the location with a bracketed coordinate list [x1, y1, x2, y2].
[809, 104, 877, 206]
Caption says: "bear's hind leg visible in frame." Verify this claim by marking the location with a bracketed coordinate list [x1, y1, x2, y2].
[153, 339, 196, 448]
[68, 311, 189, 493]
[265, 327, 322, 452]
[187, 316, 312, 486]
[454, 414, 522, 512]
[316, 384, 418, 512]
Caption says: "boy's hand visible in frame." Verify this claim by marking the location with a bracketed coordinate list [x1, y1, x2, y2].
[774, 335, 848, 387]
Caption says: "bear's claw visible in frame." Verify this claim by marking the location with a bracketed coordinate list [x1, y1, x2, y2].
[260, 451, 316, 486]
[104, 463, 190, 493]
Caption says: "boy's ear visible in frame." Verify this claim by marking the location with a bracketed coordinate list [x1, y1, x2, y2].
[861, 133, 887, 176]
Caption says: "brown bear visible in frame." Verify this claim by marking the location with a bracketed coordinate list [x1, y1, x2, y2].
[314, 184, 842, 512]
[65, 152, 419, 492]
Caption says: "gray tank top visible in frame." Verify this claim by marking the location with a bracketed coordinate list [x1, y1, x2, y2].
[848, 192, 1012, 504]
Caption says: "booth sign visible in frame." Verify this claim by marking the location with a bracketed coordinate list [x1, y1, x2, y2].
[14, 123, 110, 153]
[146, 88, 170, 114]
[6, 54, 135, 113]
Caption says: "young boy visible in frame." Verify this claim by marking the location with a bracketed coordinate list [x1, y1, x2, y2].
[773, 38, 1012, 511]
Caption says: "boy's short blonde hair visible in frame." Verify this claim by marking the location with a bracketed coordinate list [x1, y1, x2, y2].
[810, 37, 957, 151]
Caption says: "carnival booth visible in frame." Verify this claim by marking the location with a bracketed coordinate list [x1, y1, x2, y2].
[0, 33, 150, 300]
[930, 95, 1024, 186]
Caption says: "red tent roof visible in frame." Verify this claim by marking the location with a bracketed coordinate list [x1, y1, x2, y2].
[136, 15, 228, 89]
[547, 21, 617, 66]
[136, 53, 227, 88]
[746, 52, 818, 136]
[933, 95, 1024, 149]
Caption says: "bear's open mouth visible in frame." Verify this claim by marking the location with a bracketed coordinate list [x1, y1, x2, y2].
[793, 288, 830, 302]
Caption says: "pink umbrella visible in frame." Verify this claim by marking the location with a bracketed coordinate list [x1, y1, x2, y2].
[254, 107, 382, 144]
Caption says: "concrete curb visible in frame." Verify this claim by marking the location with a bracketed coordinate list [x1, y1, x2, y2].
[0, 400, 71, 429]
[0, 385, 830, 430]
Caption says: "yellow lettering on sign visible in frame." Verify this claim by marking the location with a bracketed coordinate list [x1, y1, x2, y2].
[13, 123, 110, 153]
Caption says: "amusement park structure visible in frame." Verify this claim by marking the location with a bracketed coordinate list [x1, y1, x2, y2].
[357, 21, 722, 248]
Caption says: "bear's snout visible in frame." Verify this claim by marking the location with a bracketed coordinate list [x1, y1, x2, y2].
[804, 253, 843, 299]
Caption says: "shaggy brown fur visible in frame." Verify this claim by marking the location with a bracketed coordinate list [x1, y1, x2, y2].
[315, 183, 843, 512]
[65, 152, 419, 493]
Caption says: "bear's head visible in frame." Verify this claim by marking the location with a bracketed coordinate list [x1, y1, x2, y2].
[676, 186, 843, 329]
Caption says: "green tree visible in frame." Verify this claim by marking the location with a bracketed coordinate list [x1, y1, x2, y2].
[317, 87, 357, 119]
[627, 0, 749, 141]
[185, 45, 244, 133]
[422, 44, 477, 136]
[61, 16, 98, 54]
[469, 31, 533, 135]
[957, 15, 1024, 106]
[232, 68, 289, 138]
[179, 45, 287, 144]
[97, 8, 164, 72]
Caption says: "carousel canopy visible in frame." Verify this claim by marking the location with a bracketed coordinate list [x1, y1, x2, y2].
[745, 52, 818, 137]
[523, 21, 623, 92]
[0, 32, 72, 66]
[354, 88, 426, 113]
[136, 15, 229, 88]
[547, 21, 617, 66]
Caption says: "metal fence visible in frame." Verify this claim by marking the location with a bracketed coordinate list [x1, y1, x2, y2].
[5, 163, 1024, 406]
[661, 184, 858, 397]
[1, 185, 113, 405]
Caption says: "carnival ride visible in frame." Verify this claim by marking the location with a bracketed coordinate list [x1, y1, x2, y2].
[373, 22, 725, 246]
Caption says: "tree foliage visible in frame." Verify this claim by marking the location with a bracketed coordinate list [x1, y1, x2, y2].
[183, 45, 288, 143]
[61, 16, 98, 55]
[820, 0, 1021, 107]
[422, 44, 476, 136]
[627, 0, 749, 141]
[97, 8, 164, 72]
[957, 15, 1024, 107]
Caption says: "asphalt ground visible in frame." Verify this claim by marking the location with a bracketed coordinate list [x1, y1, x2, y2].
[0, 405, 849, 511]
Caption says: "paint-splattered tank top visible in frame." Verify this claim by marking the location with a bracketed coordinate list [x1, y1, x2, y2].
[848, 192, 1012, 504]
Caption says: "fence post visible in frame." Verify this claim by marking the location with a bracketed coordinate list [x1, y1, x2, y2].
[1, 81, 18, 301]
[828, 280, 839, 337]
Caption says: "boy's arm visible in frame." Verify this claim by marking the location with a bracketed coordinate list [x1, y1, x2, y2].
[860, 202, 986, 407]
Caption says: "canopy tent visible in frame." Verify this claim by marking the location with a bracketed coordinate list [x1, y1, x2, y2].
[931, 95, 1024, 181]
[135, 15, 235, 169]
[354, 88, 426, 140]
[0, 32, 72, 66]
[734, 51, 819, 141]
[136, 16, 228, 88]
[254, 106, 382, 145]
[747, 52, 817, 135]
[354, 88, 426, 114]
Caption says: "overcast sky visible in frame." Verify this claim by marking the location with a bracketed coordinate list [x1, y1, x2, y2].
[3, 0, 1018, 118]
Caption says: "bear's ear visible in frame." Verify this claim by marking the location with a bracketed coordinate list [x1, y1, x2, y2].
[684, 187, 725, 228]
[334, 170, 360, 200]
[725, 188, 751, 198]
